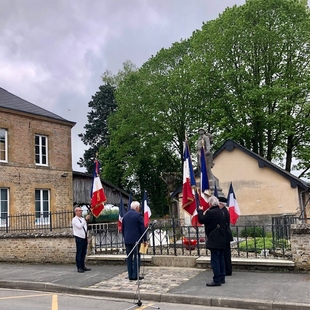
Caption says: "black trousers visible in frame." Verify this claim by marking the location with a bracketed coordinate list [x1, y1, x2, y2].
[224, 242, 232, 275]
[75, 236, 87, 270]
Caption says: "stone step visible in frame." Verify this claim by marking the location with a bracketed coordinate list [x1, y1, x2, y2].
[87, 254, 295, 271]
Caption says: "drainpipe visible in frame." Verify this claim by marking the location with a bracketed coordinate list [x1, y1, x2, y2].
[299, 188, 309, 223]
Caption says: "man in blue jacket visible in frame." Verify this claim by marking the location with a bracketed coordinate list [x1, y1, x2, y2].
[122, 201, 147, 281]
[198, 196, 226, 286]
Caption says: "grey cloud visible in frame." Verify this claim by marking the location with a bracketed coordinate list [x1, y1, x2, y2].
[0, 0, 249, 171]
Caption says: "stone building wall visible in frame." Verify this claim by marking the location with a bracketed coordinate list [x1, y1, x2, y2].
[0, 232, 76, 264]
[0, 110, 74, 213]
[290, 224, 310, 271]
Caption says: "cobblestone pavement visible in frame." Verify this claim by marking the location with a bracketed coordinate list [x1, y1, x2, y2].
[89, 266, 202, 294]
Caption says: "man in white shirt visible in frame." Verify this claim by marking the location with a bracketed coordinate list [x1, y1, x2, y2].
[72, 206, 91, 273]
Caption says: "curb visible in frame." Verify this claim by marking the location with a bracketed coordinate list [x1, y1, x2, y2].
[0, 280, 308, 310]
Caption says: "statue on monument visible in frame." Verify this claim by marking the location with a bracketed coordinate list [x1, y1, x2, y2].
[195, 128, 224, 198]
[196, 128, 214, 173]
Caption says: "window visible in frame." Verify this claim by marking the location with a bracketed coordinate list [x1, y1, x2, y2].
[0, 188, 9, 227]
[35, 135, 48, 165]
[35, 189, 50, 224]
[0, 128, 7, 162]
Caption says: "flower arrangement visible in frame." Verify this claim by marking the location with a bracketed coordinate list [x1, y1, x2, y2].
[182, 237, 197, 250]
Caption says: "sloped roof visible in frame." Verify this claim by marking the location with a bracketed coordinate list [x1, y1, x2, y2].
[73, 171, 132, 199]
[214, 139, 309, 190]
[171, 139, 309, 199]
[0, 87, 75, 125]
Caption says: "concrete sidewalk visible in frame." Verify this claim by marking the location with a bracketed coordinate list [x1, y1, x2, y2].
[0, 262, 309, 310]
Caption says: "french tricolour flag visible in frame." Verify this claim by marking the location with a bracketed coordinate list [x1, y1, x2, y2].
[199, 146, 210, 210]
[191, 146, 210, 226]
[182, 140, 196, 216]
[118, 194, 126, 232]
[90, 160, 106, 217]
[143, 190, 151, 227]
[227, 182, 241, 225]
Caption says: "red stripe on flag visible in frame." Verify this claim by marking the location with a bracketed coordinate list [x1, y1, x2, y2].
[182, 141, 197, 215]
[91, 176, 106, 217]
[143, 191, 152, 227]
[227, 183, 241, 225]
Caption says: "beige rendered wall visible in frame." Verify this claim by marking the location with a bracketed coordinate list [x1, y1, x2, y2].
[212, 148, 300, 216]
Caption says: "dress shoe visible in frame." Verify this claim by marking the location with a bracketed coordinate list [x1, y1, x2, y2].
[83, 267, 91, 271]
[206, 281, 221, 287]
[77, 268, 84, 273]
[221, 279, 225, 284]
[226, 273, 232, 276]
[129, 276, 144, 281]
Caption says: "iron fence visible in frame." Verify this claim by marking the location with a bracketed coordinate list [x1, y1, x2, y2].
[0, 210, 73, 233]
[88, 217, 305, 259]
[0, 211, 305, 260]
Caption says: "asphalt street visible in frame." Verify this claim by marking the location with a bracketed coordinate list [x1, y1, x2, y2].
[0, 263, 309, 310]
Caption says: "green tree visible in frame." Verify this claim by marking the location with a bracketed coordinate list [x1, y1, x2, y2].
[191, 0, 310, 177]
[102, 41, 198, 215]
[82, 0, 310, 215]
[78, 83, 116, 173]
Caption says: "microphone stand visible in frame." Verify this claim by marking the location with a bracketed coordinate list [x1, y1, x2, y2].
[125, 221, 160, 310]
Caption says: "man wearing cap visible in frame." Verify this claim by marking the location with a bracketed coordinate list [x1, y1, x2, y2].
[198, 195, 226, 286]
[219, 197, 233, 276]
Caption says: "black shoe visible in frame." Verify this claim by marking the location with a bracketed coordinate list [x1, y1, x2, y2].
[77, 268, 84, 273]
[221, 279, 225, 284]
[206, 281, 221, 287]
[83, 267, 91, 271]
[226, 273, 232, 276]
[129, 276, 144, 281]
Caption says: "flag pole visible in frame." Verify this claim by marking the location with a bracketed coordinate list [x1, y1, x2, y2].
[124, 221, 160, 310]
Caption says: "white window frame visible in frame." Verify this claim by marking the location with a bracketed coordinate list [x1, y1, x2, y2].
[35, 134, 48, 166]
[0, 128, 8, 162]
[35, 189, 50, 225]
[0, 188, 9, 227]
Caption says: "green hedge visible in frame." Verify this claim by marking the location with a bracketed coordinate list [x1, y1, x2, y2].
[240, 226, 265, 238]
[238, 237, 290, 253]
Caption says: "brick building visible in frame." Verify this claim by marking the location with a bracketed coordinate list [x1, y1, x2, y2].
[0, 87, 75, 226]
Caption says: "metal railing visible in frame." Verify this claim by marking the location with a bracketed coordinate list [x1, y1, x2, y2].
[0, 211, 73, 233]
[0, 211, 305, 260]
[88, 217, 303, 259]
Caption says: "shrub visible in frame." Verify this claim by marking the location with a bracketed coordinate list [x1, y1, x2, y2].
[273, 238, 290, 249]
[238, 237, 273, 253]
[240, 226, 265, 238]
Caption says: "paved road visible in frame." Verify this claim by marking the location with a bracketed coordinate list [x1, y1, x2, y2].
[0, 288, 248, 310]
[0, 263, 309, 310]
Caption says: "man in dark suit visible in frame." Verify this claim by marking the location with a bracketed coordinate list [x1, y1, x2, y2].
[198, 196, 226, 286]
[219, 197, 233, 276]
[122, 201, 147, 281]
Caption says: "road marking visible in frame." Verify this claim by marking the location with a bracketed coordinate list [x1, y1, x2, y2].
[0, 293, 52, 300]
[52, 294, 58, 310]
[138, 303, 157, 309]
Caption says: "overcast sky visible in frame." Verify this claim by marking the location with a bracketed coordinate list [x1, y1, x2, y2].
[0, 0, 268, 172]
